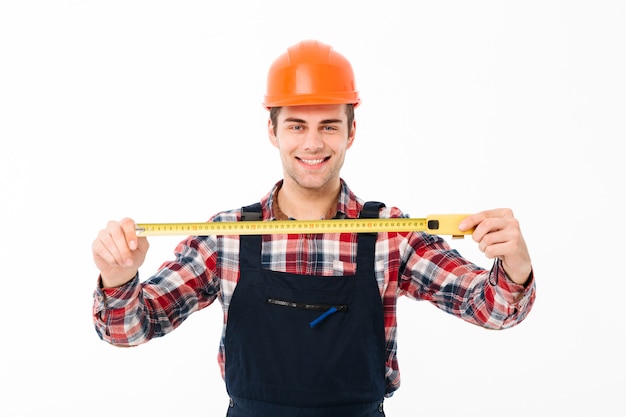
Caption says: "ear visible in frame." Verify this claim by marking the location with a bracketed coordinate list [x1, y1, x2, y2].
[268, 118, 279, 148]
[346, 119, 356, 149]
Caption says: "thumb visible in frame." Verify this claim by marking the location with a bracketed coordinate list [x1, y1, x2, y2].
[137, 236, 150, 253]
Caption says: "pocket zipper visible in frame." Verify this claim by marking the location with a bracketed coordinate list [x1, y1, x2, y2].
[266, 298, 348, 312]
[266, 298, 348, 328]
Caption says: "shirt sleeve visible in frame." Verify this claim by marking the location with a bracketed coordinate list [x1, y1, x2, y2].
[398, 231, 536, 329]
[92, 235, 221, 346]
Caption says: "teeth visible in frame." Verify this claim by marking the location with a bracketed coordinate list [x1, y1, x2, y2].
[301, 158, 325, 165]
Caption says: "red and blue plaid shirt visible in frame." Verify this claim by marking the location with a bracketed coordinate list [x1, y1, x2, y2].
[93, 179, 535, 397]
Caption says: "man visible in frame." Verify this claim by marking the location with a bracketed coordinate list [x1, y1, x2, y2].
[92, 40, 535, 417]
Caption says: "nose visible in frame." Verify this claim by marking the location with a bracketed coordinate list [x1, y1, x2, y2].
[302, 130, 323, 151]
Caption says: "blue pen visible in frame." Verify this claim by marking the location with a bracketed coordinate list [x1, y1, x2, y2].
[309, 306, 338, 328]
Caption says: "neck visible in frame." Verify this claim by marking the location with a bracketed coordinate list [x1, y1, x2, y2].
[275, 181, 340, 220]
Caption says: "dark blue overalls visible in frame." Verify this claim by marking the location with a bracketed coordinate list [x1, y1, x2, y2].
[223, 202, 387, 417]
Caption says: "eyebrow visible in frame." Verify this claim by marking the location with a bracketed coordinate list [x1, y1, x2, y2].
[283, 117, 343, 125]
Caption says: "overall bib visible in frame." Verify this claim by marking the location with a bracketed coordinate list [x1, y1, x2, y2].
[224, 202, 387, 417]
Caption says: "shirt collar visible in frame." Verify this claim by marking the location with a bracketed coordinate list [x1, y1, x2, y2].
[260, 179, 361, 221]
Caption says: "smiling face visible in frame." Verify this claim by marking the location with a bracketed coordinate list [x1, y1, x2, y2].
[268, 104, 356, 197]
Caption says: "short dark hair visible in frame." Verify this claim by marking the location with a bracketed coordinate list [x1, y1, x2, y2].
[269, 104, 355, 137]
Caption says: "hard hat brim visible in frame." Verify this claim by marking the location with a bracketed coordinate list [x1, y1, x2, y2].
[263, 94, 361, 110]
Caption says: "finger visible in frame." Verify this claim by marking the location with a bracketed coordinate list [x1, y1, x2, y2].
[480, 239, 514, 260]
[476, 218, 523, 256]
[106, 220, 135, 266]
[458, 212, 487, 232]
[92, 235, 118, 266]
[476, 227, 514, 255]
[119, 217, 138, 250]
[93, 229, 126, 266]
[459, 208, 514, 232]
[470, 216, 506, 244]
[136, 236, 149, 253]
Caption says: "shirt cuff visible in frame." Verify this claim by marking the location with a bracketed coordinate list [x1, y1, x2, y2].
[93, 274, 140, 311]
[500, 268, 535, 311]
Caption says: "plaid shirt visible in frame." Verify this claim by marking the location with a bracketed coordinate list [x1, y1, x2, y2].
[93, 179, 535, 397]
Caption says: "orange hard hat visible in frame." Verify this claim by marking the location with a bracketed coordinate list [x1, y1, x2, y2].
[263, 40, 360, 109]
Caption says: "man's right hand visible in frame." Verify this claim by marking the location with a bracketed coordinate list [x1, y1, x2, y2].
[92, 217, 149, 288]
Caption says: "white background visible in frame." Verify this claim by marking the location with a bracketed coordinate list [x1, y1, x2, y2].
[1, 1, 624, 416]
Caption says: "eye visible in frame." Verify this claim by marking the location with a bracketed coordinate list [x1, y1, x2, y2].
[321, 125, 338, 132]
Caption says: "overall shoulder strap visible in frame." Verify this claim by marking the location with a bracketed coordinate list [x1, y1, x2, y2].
[359, 201, 386, 219]
[240, 203, 263, 222]
[239, 203, 263, 267]
[356, 201, 386, 273]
